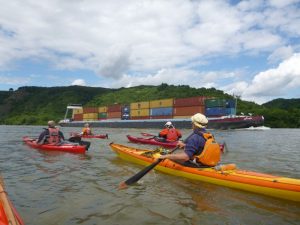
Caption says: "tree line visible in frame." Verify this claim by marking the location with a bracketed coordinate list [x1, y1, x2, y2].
[0, 84, 299, 128]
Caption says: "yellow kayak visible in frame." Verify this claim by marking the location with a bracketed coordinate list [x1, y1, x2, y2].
[110, 143, 300, 202]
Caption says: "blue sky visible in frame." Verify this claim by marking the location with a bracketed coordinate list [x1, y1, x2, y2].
[0, 0, 300, 104]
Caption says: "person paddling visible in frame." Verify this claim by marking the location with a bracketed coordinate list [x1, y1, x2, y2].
[156, 121, 182, 142]
[81, 123, 93, 135]
[159, 113, 221, 167]
[37, 120, 65, 145]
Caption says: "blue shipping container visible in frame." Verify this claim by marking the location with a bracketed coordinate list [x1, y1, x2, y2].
[225, 99, 236, 108]
[150, 107, 173, 116]
[205, 107, 227, 116]
[225, 108, 236, 115]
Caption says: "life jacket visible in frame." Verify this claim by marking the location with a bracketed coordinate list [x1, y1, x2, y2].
[166, 128, 179, 142]
[194, 132, 221, 166]
[82, 127, 91, 135]
[47, 127, 60, 145]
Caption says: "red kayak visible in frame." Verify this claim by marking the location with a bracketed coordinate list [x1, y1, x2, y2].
[81, 134, 108, 139]
[23, 136, 86, 154]
[70, 132, 108, 139]
[127, 135, 225, 152]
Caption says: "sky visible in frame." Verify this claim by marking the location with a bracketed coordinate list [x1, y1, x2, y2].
[0, 0, 300, 104]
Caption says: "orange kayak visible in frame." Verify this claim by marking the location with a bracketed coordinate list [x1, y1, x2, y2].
[110, 143, 300, 202]
[0, 180, 24, 225]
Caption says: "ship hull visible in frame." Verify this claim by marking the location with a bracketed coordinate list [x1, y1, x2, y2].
[59, 115, 264, 130]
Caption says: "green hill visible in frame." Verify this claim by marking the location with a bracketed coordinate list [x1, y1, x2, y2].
[0, 84, 299, 128]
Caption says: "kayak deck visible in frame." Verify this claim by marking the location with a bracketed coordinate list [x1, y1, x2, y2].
[110, 143, 300, 202]
[23, 136, 86, 154]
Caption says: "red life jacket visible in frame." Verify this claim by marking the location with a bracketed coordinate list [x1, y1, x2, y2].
[47, 127, 60, 145]
[166, 128, 179, 142]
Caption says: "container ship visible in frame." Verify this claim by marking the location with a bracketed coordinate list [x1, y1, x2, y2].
[58, 96, 264, 130]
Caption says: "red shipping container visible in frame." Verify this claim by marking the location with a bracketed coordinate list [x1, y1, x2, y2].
[83, 107, 98, 113]
[130, 116, 150, 120]
[173, 96, 207, 107]
[173, 106, 205, 116]
[73, 114, 83, 121]
[107, 111, 122, 118]
[107, 104, 122, 112]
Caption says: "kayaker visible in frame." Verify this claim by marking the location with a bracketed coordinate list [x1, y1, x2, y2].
[159, 113, 221, 167]
[81, 123, 93, 135]
[37, 120, 65, 145]
[68, 132, 91, 150]
[157, 121, 182, 142]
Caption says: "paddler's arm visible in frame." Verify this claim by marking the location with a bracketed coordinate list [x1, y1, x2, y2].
[159, 151, 189, 161]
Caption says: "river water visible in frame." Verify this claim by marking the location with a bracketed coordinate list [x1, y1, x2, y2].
[0, 125, 299, 225]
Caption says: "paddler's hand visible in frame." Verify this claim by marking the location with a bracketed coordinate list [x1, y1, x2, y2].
[159, 154, 169, 160]
[177, 140, 185, 148]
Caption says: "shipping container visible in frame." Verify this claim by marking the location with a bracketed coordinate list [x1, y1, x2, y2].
[130, 109, 150, 117]
[173, 96, 206, 107]
[121, 105, 130, 113]
[73, 114, 83, 121]
[150, 98, 173, 108]
[98, 106, 107, 113]
[73, 108, 83, 114]
[107, 104, 122, 112]
[83, 107, 98, 113]
[130, 116, 150, 120]
[225, 99, 236, 108]
[225, 107, 236, 115]
[150, 107, 173, 116]
[173, 106, 205, 116]
[83, 113, 98, 119]
[205, 99, 227, 108]
[130, 101, 150, 110]
[205, 107, 227, 116]
[150, 115, 173, 119]
[98, 112, 107, 119]
[107, 111, 122, 118]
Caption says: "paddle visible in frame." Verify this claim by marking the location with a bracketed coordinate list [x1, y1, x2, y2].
[118, 145, 180, 189]
[223, 141, 229, 153]
[119, 133, 193, 189]
[141, 132, 157, 137]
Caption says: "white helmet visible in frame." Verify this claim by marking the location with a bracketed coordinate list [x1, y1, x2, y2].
[165, 121, 173, 127]
[191, 113, 208, 128]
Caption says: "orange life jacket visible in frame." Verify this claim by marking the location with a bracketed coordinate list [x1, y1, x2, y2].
[82, 127, 92, 135]
[166, 128, 179, 142]
[47, 127, 60, 145]
[194, 132, 221, 166]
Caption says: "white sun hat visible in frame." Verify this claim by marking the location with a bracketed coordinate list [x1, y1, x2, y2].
[191, 113, 208, 128]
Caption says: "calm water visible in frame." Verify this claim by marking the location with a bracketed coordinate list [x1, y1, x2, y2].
[0, 125, 299, 225]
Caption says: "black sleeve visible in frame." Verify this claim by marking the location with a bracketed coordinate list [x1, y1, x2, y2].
[59, 131, 65, 140]
[37, 130, 48, 143]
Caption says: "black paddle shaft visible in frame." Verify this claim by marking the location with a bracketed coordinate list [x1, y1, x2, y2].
[122, 132, 194, 186]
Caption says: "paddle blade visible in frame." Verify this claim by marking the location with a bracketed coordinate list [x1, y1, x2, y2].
[121, 159, 163, 187]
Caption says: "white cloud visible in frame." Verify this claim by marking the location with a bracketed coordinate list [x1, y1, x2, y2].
[224, 53, 300, 104]
[267, 46, 294, 64]
[0, 1, 299, 103]
[71, 79, 86, 86]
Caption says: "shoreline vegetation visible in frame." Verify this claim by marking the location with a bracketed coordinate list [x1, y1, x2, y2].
[0, 84, 299, 128]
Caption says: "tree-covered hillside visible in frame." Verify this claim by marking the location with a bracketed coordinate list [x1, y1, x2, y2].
[0, 84, 299, 128]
